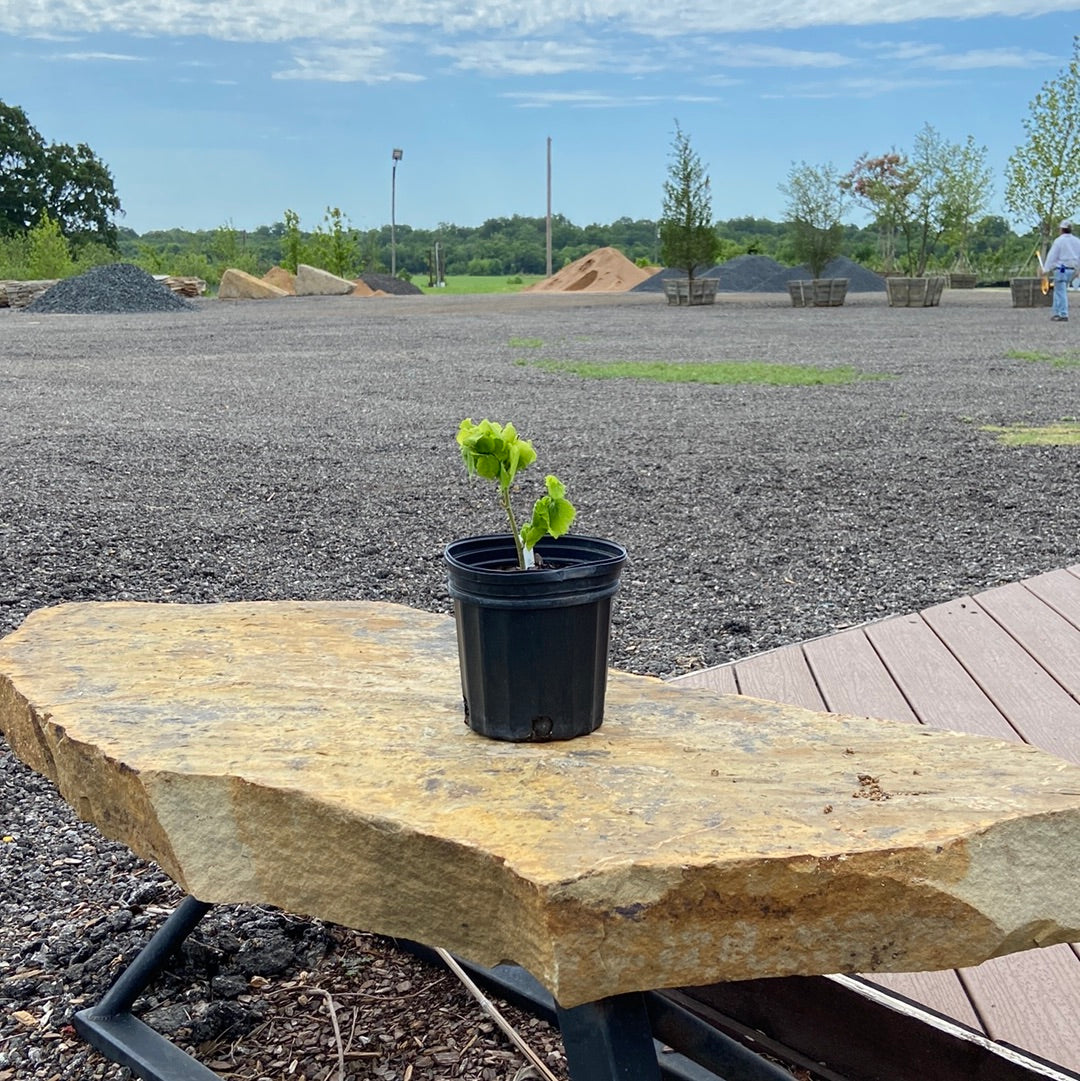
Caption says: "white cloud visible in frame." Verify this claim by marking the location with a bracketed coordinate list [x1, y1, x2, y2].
[502, 88, 722, 107]
[5, 0, 1080, 44]
[272, 44, 425, 83]
[50, 50, 144, 61]
[432, 37, 652, 76]
[702, 42, 853, 67]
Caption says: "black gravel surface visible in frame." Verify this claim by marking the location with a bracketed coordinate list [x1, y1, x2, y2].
[2, 287, 1079, 1079]
[25, 262, 196, 314]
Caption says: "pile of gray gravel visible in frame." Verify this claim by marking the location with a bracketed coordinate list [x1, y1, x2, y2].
[25, 262, 196, 314]
[632, 254, 885, 293]
[2, 290, 1079, 1081]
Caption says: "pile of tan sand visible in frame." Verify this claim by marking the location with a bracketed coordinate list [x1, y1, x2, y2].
[524, 247, 658, 293]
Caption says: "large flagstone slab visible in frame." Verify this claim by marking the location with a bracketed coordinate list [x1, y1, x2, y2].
[2, 600, 1080, 1008]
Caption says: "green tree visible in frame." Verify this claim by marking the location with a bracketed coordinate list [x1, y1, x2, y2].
[658, 121, 718, 282]
[43, 141, 121, 248]
[25, 212, 75, 278]
[308, 207, 358, 277]
[1005, 36, 1080, 254]
[280, 209, 303, 273]
[842, 149, 918, 272]
[211, 220, 258, 274]
[0, 99, 120, 247]
[779, 161, 848, 279]
[940, 135, 993, 268]
[0, 102, 47, 236]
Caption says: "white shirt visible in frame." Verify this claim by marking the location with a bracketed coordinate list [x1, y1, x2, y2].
[1045, 231, 1080, 270]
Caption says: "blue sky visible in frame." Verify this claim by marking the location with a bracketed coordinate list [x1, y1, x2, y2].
[1, 1, 1076, 236]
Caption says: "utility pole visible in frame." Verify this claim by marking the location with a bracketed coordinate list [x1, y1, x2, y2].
[391, 147, 403, 276]
[546, 137, 553, 278]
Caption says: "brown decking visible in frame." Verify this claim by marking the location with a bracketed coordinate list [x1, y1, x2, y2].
[670, 565, 1080, 1075]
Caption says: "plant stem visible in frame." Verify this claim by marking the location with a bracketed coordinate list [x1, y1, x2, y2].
[500, 486, 526, 569]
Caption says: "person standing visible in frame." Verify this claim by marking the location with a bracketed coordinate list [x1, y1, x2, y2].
[1044, 220, 1080, 321]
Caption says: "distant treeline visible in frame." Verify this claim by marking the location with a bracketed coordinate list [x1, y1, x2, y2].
[119, 213, 1042, 285]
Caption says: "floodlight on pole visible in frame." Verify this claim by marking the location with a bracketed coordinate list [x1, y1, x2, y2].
[391, 148, 403, 277]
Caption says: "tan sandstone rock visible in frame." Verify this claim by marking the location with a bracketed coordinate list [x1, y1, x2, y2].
[218, 269, 290, 300]
[3, 599, 1080, 1008]
[295, 264, 356, 296]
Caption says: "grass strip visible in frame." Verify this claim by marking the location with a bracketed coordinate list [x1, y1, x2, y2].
[529, 359, 885, 386]
[1005, 349, 1080, 369]
[981, 422, 1080, 446]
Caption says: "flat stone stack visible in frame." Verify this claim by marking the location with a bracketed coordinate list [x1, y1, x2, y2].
[157, 275, 207, 298]
[0, 279, 59, 308]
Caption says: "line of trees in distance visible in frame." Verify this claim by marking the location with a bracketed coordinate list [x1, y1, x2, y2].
[113, 210, 1043, 288]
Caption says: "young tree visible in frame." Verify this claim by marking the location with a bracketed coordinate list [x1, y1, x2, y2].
[779, 161, 848, 279]
[308, 207, 358, 278]
[1005, 36, 1080, 254]
[940, 135, 993, 268]
[659, 121, 718, 283]
[842, 150, 918, 272]
[280, 209, 304, 273]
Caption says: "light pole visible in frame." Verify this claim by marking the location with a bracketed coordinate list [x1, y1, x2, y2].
[391, 147, 403, 277]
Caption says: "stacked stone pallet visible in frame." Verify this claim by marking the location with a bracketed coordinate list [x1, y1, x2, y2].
[0, 280, 59, 308]
[156, 275, 207, 297]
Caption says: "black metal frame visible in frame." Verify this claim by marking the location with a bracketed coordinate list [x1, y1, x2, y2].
[72, 895, 796, 1081]
[74, 895, 216, 1081]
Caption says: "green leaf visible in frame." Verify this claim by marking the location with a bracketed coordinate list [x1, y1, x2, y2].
[521, 474, 577, 551]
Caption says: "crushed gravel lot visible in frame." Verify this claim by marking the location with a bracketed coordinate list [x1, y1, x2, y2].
[2, 287, 1079, 1080]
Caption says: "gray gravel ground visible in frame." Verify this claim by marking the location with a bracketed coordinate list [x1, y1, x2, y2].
[2, 287, 1079, 1079]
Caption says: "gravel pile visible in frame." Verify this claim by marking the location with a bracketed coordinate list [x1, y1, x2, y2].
[24, 262, 197, 315]
[360, 272, 424, 296]
[632, 254, 885, 293]
[2, 291, 1079, 1080]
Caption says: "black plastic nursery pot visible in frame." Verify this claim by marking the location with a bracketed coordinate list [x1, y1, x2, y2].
[444, 534, 627, 742]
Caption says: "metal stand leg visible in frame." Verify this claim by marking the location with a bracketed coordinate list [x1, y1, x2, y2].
[557, 992, 663, 1081]
[74, 895, 218, 1081]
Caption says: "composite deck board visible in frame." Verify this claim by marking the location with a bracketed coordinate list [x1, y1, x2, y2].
[959, 945, 1080, 1068]
[861, 970, 983, 1030]
[921, 596, 1080, 763]
[802, 628, 919, 724]
[864, 614, 1021, 741]
[670, 569, 1080, 1071]
[1023, 565, 1080, 631]
[976, 581, 1080, 702]
[673, 663, 737, 695]
[728, 646, 825, 711]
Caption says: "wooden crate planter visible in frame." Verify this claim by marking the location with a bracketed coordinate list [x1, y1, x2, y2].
[664, 278, 718, 306]
[787, 279, 849, 308]
[947, 273, 977, 289]
[1010, 277, 1053, 308]
[885, 276, 945, 308]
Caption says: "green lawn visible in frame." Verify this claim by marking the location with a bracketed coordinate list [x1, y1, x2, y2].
[981, 422, 1080, 446]
[418, 275, 546, 295]
[525, 359, 886, 387]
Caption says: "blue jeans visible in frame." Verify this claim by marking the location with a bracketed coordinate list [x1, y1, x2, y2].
[1053, 267, 1074, 317]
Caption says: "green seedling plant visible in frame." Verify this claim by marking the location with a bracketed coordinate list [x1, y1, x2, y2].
[456, 418, 576, 570]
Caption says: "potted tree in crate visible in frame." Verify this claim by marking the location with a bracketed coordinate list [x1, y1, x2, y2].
[779, 160, 850, 307]
[444, 419, 626, 743]
[659, 122, 720, 306]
